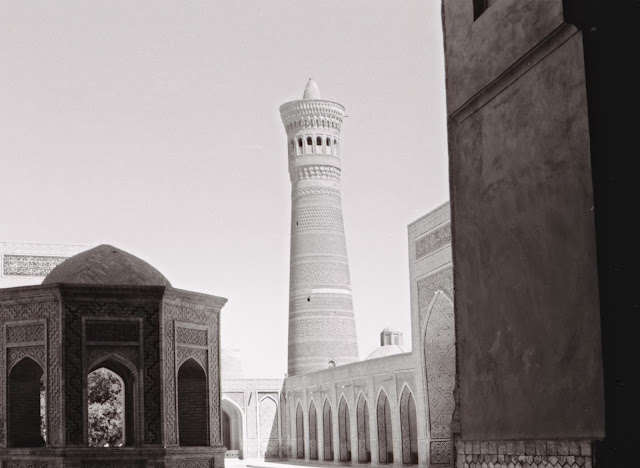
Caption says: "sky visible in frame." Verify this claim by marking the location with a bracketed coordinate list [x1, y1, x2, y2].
[0, 1, 449, 378]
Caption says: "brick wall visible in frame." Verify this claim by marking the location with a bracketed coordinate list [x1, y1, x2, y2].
[178, 360, 208, 446]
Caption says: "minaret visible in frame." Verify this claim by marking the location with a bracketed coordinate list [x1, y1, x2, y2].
[280, 79, 359, 376]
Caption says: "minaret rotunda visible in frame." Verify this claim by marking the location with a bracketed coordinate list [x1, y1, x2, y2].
[280, 79, 359, 376]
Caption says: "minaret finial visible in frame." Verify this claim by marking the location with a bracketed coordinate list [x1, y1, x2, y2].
[302, 78, 321, 100]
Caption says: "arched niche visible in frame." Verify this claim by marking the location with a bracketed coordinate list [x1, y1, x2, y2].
[178, 358, 209, 446]
[8, 357, 45, 448]
[322, 399, 333, 461]
[376, 390, 393, 464]
[356, 393, 371, 463]
[399, 385, 418, 465]
[338, 396, 351, 462]
[309, 400, 318, 460]
[423, 291, 456, 465]
[221, 398, 244, 458]
[87, 354, 138, 447]
[295, 402, 305, 459]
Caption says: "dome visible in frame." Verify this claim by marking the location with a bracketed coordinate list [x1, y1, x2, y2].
[42, 244, 171, 287]
[302, 78, 321, 100]
[364, 344, 410, 361]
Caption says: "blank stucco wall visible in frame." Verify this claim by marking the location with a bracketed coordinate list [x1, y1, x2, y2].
[444, 0, 605, 440]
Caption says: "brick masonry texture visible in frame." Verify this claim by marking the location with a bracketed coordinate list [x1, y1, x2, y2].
[281, 85, 359, 376]
[455, 438, 594, 468]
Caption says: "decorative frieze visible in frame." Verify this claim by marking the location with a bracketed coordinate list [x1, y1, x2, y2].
[2, 254, 67, 277]
[6, 322, 46, 343]
[292, 165, 341, 182]
[415, 223, 451, 260]
[85, 320, 139, 342]
[176, 327, 208, 347]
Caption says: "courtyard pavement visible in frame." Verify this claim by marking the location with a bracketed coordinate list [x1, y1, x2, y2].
[226, 459, 385, 468]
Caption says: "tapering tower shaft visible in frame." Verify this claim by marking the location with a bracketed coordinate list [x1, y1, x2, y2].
[280, 80, 359, 376]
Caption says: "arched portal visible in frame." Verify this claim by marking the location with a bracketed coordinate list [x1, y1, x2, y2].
[424, 292, 456, 465]
[377, 391, 393, 464]
[295, 403, 305, 459]
[8, 357, 45, 448]
[87, 367, 126, 447]
[339, 397, 351, 462]
[87, 356, 137, 447]
[221, 398, 244, 458]
[322, 399, 334, 461]
[178, 358, 208, 446]
[309, 401, 318, 460]
[400, 387, 418, 465]
[356, 394, 371, 463]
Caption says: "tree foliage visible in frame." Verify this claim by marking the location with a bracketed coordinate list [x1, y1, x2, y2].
[87, 368, 124, 447]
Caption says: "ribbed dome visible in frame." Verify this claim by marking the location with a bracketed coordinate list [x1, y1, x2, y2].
[42, 244, 171, 287]
[302, 78, 321, 100]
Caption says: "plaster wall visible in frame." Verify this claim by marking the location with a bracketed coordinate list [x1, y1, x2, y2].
[443, 0, 604, 441]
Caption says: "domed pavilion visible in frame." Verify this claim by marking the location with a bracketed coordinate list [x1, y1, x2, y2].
[0, 245, 227, 468]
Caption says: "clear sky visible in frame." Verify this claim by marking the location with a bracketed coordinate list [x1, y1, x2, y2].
[0, 1, 449, 378]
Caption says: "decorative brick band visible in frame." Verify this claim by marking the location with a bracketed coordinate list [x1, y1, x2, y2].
[455, 438, 594, 468]
[292, 165, 341, 182]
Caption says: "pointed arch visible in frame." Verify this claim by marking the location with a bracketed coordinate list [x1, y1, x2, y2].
[295, 402, 305, 459]
[423, 291, 456, 466]
[339, 396, 352, 462]
[322, 398, 334, 461]
[309, 400, 318, 460]
[221, 397, 244, 458]
[356, 392, 371, 463]
[259, 395, 279, 440]
[259, 396, 279, 458]
[177, 358, 208, 446]
[400, 385, 418, 465]
[376, 389, 393, 464]
[8, 357, 45, 447]
[88, 353, 140, 447]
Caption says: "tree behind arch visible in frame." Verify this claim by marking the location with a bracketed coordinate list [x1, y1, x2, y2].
[87, 368, 124, 447]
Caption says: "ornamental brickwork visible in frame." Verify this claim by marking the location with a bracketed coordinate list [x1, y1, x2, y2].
[0, 245, 228, 468]
[280, 80, 359, 376]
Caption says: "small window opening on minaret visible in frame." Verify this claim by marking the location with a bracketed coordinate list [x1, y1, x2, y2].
[333, 138, 337, 146]
[316, 136, 322, 146]
[298, 138, 303, 147]
[307, 136, 313, 146]
[326, 138, 331, 146]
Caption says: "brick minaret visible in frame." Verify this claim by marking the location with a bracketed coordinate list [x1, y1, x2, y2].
[280, 79, 359, 376]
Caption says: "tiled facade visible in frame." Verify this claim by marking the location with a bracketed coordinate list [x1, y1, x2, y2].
[0, 246, 228, 468]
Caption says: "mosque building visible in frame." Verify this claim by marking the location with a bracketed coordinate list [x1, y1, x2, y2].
[0, 79, 454, 467]
[220, 80, 454, 468]
[1, 0, 628, 463]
